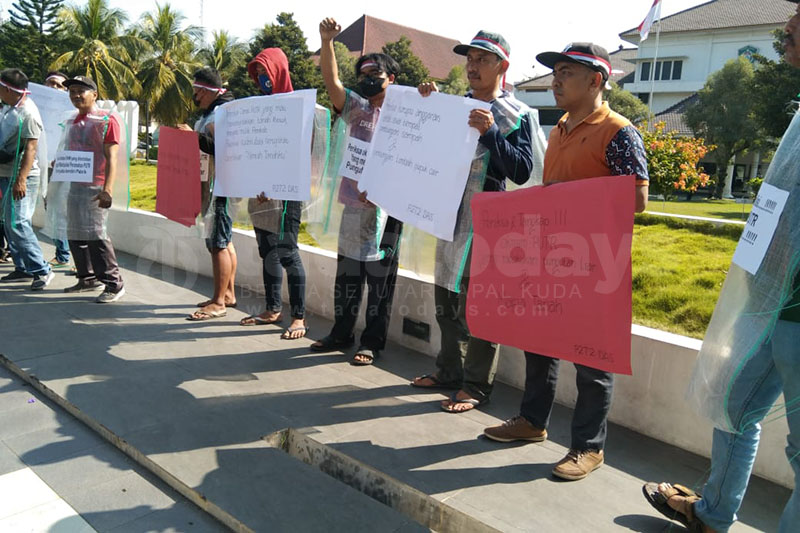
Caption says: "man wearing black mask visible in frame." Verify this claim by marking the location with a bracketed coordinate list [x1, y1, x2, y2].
[311, 17, 403, 367]
[179, 67, 238, 321]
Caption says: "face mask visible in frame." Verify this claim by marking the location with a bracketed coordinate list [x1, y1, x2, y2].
[192, 95, 201, 106]
[357, 76, 385, 98]
[258, 74, 273, 95]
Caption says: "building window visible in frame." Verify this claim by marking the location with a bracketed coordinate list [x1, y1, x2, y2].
[538, 108, 566, 126]
[640, 60, 683, 81]
[637, 93, 650, 104]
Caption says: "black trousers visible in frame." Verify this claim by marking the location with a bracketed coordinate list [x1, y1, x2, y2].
[69, 239, 123, 292]
[329, 218, 402, 351]
[521, 352, 614, 451]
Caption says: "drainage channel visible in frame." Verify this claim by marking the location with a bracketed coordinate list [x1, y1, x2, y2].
[263, 428, 501, 533]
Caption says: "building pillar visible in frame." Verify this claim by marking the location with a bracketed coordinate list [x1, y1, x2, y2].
[750, 151, 761, 179]
[723, 161, 735, 199]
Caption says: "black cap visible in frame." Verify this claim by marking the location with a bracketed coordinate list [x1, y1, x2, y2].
[453, 30, 511, 61]
[536, 42, 612, 80]
[64, 76, 98, 91]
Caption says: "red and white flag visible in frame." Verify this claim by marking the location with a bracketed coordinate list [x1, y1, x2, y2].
[638, 0, 662, 41]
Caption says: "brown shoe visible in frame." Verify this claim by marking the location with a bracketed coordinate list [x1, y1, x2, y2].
[484, 416, 547, 443]
[552, 449, 604, 481]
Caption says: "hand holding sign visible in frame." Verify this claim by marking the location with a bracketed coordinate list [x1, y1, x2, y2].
[467, 175, 635, 374]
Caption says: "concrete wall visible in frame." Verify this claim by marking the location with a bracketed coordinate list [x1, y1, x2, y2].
[33, 206, 792, 489]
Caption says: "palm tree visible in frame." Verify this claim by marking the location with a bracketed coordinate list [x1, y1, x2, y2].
[196, 30, 247, 83]
[51, 0, 138, 101]
[135, 3, 201, 127]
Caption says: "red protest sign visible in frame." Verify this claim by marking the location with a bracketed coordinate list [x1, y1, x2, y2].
[467, 175, 635, 374]
[156, 127, 201, 227]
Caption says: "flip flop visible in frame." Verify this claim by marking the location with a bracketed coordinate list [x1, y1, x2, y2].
[196, 300, 237, 308]
[281, 324, 309, 340]
[351, 347, 379, 366]
[440, 392, 487, 413]
[186, 309, 228, 321]
[310, 335, 355, 353]
[240, 314, 282, 326]
[410, 374, 460, 390]
[642, 482, 704, 532]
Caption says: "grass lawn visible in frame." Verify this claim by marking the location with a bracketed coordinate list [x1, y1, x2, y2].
[646, 196, 752, 221]
[127, 163, 740, 339]
[129, 160, 157, 212]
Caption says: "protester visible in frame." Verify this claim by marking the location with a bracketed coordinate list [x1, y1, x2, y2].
[43, 71, 67, 91]
[310, 17, 403, 365]
[42, 70, 72, 270]
[410, 31, 546, 413]
[482, 43, 648, 480]
[239, 47, 308, 339]
[59, 76, 126, 302]
[643, 3, 800, 530]
[0, 68, 53, 290]
[182, 67, 238, 320]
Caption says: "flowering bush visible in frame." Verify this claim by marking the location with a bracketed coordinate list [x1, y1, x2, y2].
[641, 122, 714, 200]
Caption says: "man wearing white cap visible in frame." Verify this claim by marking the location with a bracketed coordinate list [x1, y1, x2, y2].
[0, 68, 53, 290]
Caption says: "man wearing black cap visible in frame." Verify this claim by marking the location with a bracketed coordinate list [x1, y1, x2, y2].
[483, 42, 649, 481]
[181, 67, 238, 320]
[61, 75, 126, 302]
[411, 31, 547, 413]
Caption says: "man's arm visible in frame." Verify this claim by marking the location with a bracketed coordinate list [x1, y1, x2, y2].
[178, 123, 214, 154]
[606, 125, 649, 213]
[319, 18, 346, 112]
[12, 138, 38, 200]
[479, 115, 534, 185]
[96, 142, 118, 209]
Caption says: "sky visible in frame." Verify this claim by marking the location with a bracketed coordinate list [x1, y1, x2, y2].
[5, 0, 710, 83]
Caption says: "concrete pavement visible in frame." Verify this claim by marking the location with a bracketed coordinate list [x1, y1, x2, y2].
[0, 237, 790, 532]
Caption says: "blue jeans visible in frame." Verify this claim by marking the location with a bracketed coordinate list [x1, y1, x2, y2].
[0, 176, 50, 277]
[255, 226, 306, 320]
[694, 319, 800, 532]
[54, 239, 70, 263]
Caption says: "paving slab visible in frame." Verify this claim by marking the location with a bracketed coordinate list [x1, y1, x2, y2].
[0, 237, 790, 532]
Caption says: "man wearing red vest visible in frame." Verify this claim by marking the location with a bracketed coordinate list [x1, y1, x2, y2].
[484, 43, 648, 481]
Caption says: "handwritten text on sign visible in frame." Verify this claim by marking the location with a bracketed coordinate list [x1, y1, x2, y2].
[358, 86, 489, 241]
[213, 89, 316, 200]
[732, 182, 790, 275]
[50, 151, 94, 183]
[466, 175, 635, 374]
[338, 137, 370, 181]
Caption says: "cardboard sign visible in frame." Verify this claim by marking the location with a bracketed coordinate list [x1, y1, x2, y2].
[213, 90, 316, 200]
[358, 86, 489, 241]
[50, 151, 93, 183]
[156, 127, 201, 227]
[732, 183, 790, 275]
[466, 175, 635, 374]
[338, 136, 370, 182]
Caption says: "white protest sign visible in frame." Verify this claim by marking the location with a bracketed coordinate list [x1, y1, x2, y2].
[213, 89, 316, 200]
[28, 83, 75, 163]
[338, 136, 370, 181]
[732, 182, 790, 275]
[199, 152, 210, 182]
[358, 85, 489, 241]
[50, 151, 94, 183]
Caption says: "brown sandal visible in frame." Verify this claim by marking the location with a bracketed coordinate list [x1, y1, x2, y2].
[643, 482, 706, 532]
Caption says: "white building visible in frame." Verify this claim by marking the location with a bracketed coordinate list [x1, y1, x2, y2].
[515, 0, 797, 197]
[620, 0, 795, 114]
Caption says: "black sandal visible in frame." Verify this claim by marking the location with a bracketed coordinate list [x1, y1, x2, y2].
[351, 347, 379, 366]
[309, 334, 354, 353]
[410, 373, 460, 390]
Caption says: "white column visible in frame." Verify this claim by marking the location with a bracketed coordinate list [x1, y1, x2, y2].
[750, 151, 761, 179]
[723, 161, 735, 199]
